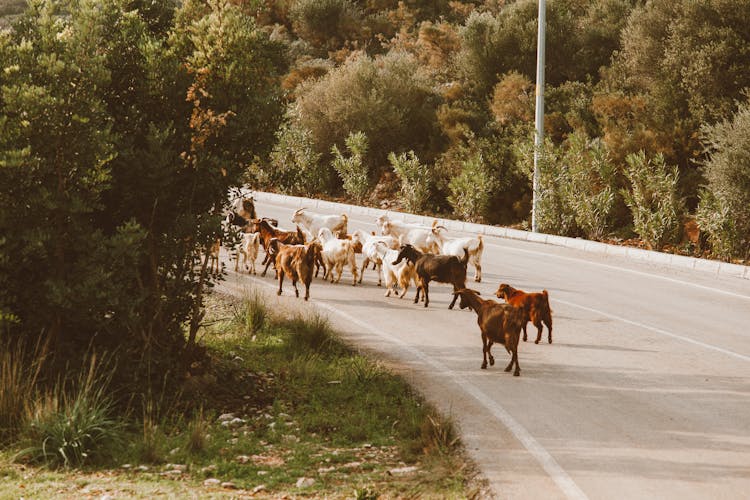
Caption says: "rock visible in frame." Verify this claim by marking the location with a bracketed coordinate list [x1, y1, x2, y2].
[296, 477, 315, 488]
[99, 495, 114, 500]
[165, 463, 186, 472]
[200, 465, 217, 474]
[363, 443, 373, 449]
[317, 466, 336, 474]
[203, 478, 221, 487]
[257, 470, 268, 476]
[221, 482, 237, 489]
[342, 462, 362, 469]
[218, 413, 235, 422]
[389, 466, 419, 475]
[136, 465, 149, 472]
[236, 455, 251, 464]
[121, 464, 132, 470]
[252, 485, 267, 494]
[169, 447, 180, 456]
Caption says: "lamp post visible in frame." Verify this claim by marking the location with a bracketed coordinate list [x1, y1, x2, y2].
[532, 0, 546, 233]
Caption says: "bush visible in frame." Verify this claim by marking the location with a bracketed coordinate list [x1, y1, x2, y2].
[295, 51, 443, 170]
[332, 131, 370, 203]
[265, 116, 331, 195]
[389, 151, 431, 213]
[564, 133, 617, 240]
[515, 137, 575, 235]
[448, 152, 495, 223]
[290, 0, 361, 51]
[622, 151, 684, 250]
[18, 355, 123, 468]
[695, 190, 737, 261]
[698, 98, 750, 260]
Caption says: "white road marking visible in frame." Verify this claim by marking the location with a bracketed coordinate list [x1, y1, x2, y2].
[556, 298, 750, 363]
[224, 275, 589, 500]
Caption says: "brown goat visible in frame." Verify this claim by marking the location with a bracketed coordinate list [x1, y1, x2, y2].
[392, 244, 468, 308]
[272, 239, 320, 301]
[454, 289, 525, 376]
[495, 284, 553, 344]
[253, 219, 306, 276]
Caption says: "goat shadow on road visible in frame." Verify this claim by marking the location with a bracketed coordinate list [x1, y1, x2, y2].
[321, 296, 437, 311]
[553, 342, 653, 353]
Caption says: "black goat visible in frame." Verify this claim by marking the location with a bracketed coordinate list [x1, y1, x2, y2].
[392, 244, 468, 308]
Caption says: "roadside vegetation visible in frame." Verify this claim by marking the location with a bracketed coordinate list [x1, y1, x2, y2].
[0, 292, 479, 498]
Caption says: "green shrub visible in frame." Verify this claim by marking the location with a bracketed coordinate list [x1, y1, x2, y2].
[290, 0, 361, 51]
[265, 117, 331, 195]
[564, 133, 617, 240]
[295, 51, 442, 170]
[332, 131, 370, 203]
[698, 97, 750, 260]
[622, 151, 684, 250]
[448, 152, 496, 223]
[516, 137, 577, 235]
[18, 355, 123, 468]
[516, 132, 618, 238]
[389, 151, 431, 213]
[695, 189, 737, 261]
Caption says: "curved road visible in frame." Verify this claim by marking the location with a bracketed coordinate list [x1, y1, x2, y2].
[219, 197, 750, 500]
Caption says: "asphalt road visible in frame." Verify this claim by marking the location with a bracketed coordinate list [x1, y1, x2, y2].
[218, 197, 750, 500]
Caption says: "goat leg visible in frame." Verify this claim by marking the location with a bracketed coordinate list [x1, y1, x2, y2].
[277, 271, 284, 296]
[262, 257, 274, 277]
[534, 320, 544, 344]
[522, 324, 528, 342]
[423, 283, 429, 308]
[303, 279, 311, 301]
[505, 349, 520, 376]
[547, 321, 553, 344]
[359, 258, 368, 284]
[481, 334, 488, 369]
[448, 286, 460, 309]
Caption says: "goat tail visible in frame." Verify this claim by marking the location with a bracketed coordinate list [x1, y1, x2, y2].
[541, 290, 552, 325]
[477, 234, 484, 251]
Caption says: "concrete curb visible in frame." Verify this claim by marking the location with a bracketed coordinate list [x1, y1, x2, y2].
[248, 190, 750, 281]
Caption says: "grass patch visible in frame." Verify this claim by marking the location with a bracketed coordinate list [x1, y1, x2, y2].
[0, 290, 479, 498]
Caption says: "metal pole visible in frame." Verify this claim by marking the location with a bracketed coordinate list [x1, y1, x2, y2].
[532, 0, 546, 233]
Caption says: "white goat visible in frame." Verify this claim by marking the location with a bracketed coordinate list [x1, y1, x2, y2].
[352, 229, 399, 286]
[317, 227, 358, 285]
[235, 232, 261, 274]
[428, 228, 484, 282]
[374, 241, 416, 298]
[377, 214, 440, 254]
[292, 208, 348, 239]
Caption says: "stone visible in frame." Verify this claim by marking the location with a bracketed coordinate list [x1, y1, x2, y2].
[389, 466, 418, 475]
[203, 478, 221, 486]
[221, 482, 237, 489]
[296, 477, 315, 488]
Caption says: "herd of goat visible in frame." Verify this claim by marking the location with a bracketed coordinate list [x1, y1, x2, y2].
[217, 197, 553, 377]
